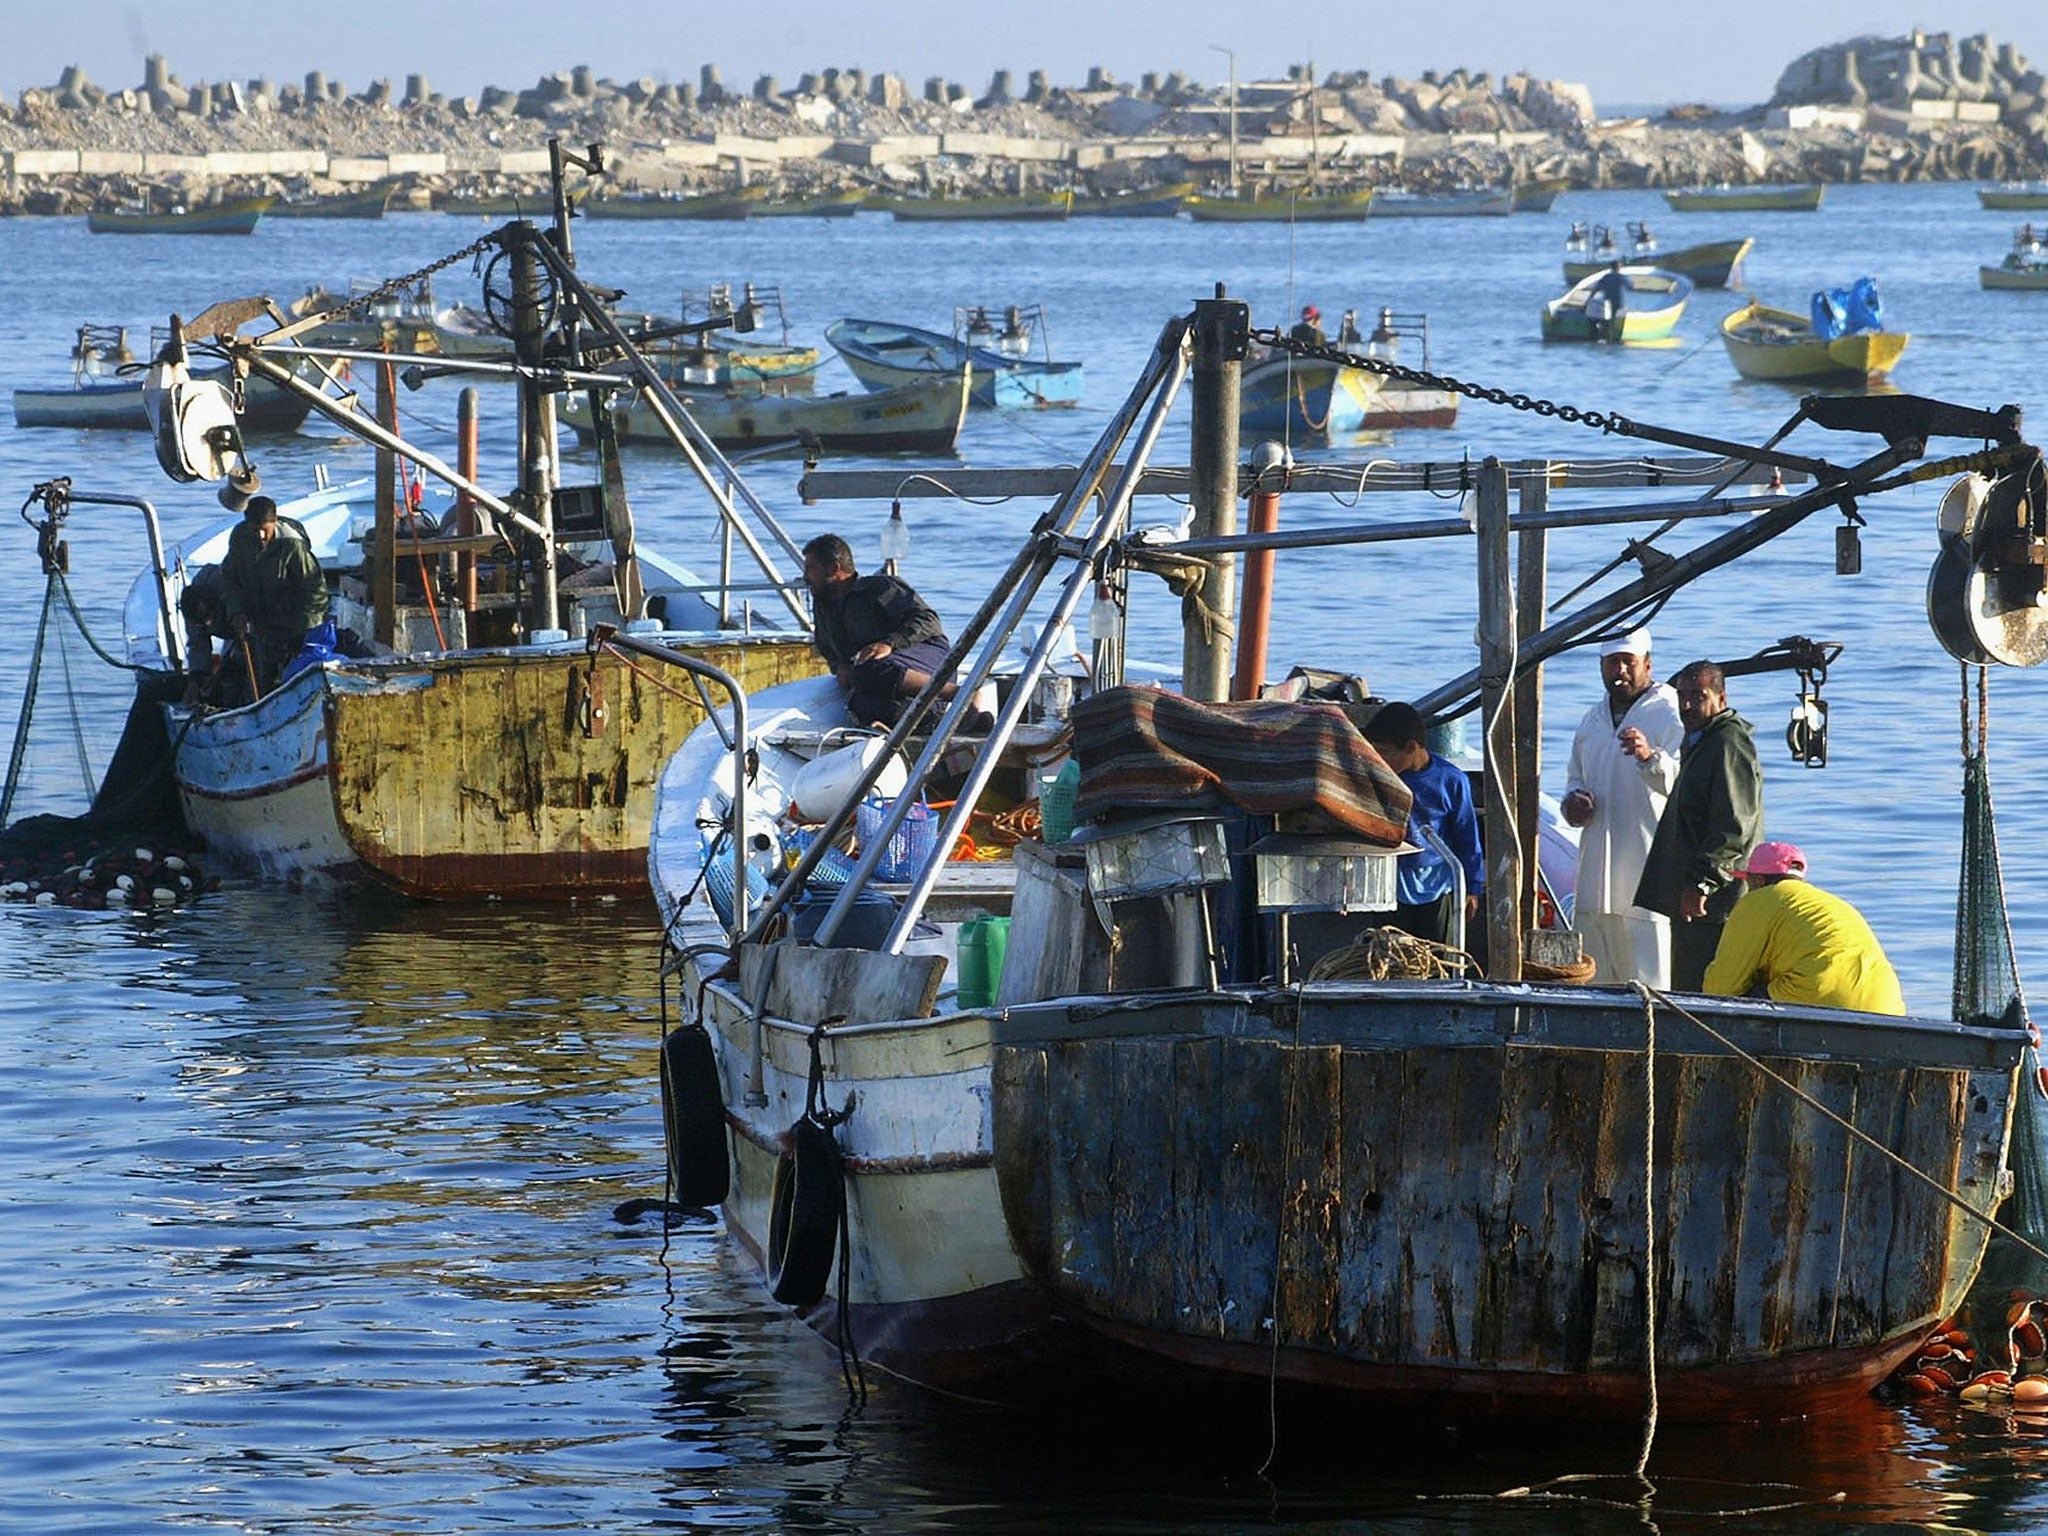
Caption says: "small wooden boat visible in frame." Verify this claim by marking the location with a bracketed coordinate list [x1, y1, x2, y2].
[1237, 355, 1385, 437]
[884, 191, 1072, 222]
[268, 182, 398, 219]
[87, 196, 271, 235]
[1183, 189, 1375, 222]
[582, 186, 769, 220]
[1564, 223, 1753, 288]
[1343, 308, 1459, 430]
[750, 189, 868, 218]
[13, 324, 314, 432]
[1541, 266, 1692, 342]
[1719, 299, 1908, 382]
[1371, 186, 1514, 218]
[435, 192, 542, 217]
[563, 370, 969, 455]
[826, 311, 1083, 409]
[1663, 184, 1824, 213]
[1979, 183, 2048, 211]
[1980, 226, 2048, 290]
[1512, 176, 1569, 212]
[1071, 182, 1195, 217]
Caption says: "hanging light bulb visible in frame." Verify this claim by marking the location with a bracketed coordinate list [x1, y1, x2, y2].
[880, 499, 911, 572]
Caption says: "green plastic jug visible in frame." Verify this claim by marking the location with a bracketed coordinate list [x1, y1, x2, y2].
[956, 914, 1011, 1010]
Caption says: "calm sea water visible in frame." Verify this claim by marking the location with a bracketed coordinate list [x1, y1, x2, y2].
[4, 183, 2048, 1531]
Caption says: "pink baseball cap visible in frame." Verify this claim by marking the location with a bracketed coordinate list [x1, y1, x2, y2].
[1742, 841, 1807, 879]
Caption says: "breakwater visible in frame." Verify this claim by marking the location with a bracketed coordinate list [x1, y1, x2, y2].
[2, 27, 2044, 213]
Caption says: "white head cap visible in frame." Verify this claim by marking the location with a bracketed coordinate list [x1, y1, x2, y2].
[1599, 627, 1652, 659]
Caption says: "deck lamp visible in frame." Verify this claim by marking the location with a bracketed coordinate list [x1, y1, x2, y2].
[880, 501, 911, 572]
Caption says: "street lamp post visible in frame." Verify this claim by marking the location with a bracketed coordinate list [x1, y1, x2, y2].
[1209, 45, 1238, 196]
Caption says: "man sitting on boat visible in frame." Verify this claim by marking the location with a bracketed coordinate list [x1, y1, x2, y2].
[1704, 842, 1905, 1015]
[1585, 265, 1627, 342]
[1290, 305, 1327, 347]
[221, 496, 330, 695]
[801, 533, 990, 731]
[1360, 702, 1484, 948]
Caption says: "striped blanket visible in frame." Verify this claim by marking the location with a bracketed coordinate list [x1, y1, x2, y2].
[1071, 685, 1412, 846]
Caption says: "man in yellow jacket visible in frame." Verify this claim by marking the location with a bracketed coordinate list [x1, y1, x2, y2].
[1703, 841, 1906, 1015]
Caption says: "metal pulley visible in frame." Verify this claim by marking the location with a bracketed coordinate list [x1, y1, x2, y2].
[1927, 451, 2048, 667]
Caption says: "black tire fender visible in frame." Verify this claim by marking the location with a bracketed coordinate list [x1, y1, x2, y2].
[766, 1116, 843, 1306]
[659, 1024, 730, 1208]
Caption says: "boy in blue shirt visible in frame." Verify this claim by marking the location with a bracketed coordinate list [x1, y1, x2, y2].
[1362, 702, 1485, 947]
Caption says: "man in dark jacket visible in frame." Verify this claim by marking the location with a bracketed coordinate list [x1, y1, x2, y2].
[1634, 659, 1764, 991]
[802, 533, 987, 729]
[220, 496, 329, 694]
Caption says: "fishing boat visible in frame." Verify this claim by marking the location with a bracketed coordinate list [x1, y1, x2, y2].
[1341, 308, 1458, 430]
[1979, 183, 2048, 211]
[1237, 355, 1385, 437]
[1980, 226, 2048, 290]
[13, 324, 315, 432]
[1719, 299, 1909, 383]
[1563, 222, 1753, 288]
[98, 204, 827, 899]
[87, 195, 271, 235]
[1370, 185, 1514, 218]
[561, 370, 969, 456]
[435, 192, 542, 217]
[638, 310, 2042, 1422]
[750, 189, 868, 218]
[268, 182, 398, 219]
[1663, 184, 1824, 213]
[1070, 182, 1194, 217]
[286, 278, 447, 355]
[582, 186, 770, 220]
[1512, 176, 1569, 212]
[1540, 266, 1693, 342]
[883, 190, 1073, 222]
[1182, 188, 1375, 222]
[826, 308, 1083, 409]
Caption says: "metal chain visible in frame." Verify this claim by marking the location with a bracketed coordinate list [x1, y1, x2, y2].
[1249, 327, 1639, 436]
[300, 233, 505, 326]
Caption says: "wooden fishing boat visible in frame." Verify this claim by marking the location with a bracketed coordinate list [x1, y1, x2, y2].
[1183, 189, 1375, 222]
[641, 341, 2042, 1421]
[1565, 227, 1753, 288]
[1237, 355, 1384, 437]
[1512, 176, 1569, 212]
[1371, 186, 1514, 217]
[883, 191, 1072, 222]
[562, 371, 969, 456]
[87, 195, 271, 235]
[1979, 183, 2048, 211]
[1663, 184, 1824, 213]
[1541, 266, 1692, 342]
[826, 314, 1083, 409]
[1980, 227, 2048, 290]
[1719, 300, 1909, 383]
[1070, 182, 1195, 217]
[268, 182, 398, 219]
[13, 324, 314, 432]
[582, 186, 769, 220]
[750, 189, 868, 218]
[435, 192, 542, 217]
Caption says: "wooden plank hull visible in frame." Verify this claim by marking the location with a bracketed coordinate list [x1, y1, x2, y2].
[87, 196, 271, 234]
[1566, 237, 1753, 289]
[268, 185, 395, 218]
[827, 317, 1083, 408]
[884, 192, 1072, 221]
[1238, 358, 1384, 437]
[1363, 384, 1459, 431]
[1980, 186, 2048, 210]
[13, 367, 313, 432]
[582, 188, 768, 219]
[1371, 188, 1514, 217]
[563, 372, 969, 455]
[1183, 191, 1375, 222]
[177, 636, 820, 898]
[1720, 301, 1909, 382]
[1981, 263, 2048, 290]
[1664, 185, 1824, 212]
[1071, 184, 1194, 217]
[1513, 178, 1568, 212]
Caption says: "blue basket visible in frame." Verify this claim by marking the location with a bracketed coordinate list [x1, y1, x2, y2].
[784, 825, 860, 887]
[700, 835, 769, 928]
[856, 798, 941, 882]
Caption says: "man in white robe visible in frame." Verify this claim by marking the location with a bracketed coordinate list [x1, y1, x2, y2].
[1561, 628, 1685, 985]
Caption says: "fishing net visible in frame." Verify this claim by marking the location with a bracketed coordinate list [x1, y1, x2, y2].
[1953, 667, 2048, 1244]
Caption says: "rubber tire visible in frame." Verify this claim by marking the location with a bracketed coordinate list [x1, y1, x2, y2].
[659, 1025, 730, 1208]
[766, 1117, 842, 1306]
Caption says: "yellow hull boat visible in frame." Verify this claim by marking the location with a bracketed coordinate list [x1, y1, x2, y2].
[1719, 301, 1907, 382]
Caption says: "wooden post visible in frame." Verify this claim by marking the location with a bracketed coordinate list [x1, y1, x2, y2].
[454, 386, 480, 616]
[1475, 457, 1522, 981]
[373, 355, 398, 647]
[1231, 476, 1282, 700]
[1184, 289, 1247, 702]
[1515, 473, 1548, 926]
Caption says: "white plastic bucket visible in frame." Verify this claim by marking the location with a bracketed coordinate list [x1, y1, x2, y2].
[787, 737, 908, 824]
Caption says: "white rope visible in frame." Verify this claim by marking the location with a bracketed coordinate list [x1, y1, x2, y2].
[1631, 980, 1661, 1489]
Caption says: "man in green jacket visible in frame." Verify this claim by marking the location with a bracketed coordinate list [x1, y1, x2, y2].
[1633, 659, 1764, 991]
[220, 496, 329, 694]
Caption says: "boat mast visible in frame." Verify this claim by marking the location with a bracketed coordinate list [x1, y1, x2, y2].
[508, 223, 561, 635]
[1184, 289, 1247, 700]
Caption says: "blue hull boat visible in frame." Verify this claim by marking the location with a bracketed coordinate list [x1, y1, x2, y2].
[1237, 356, 1384, 438]
[825, 316, 1083, 409]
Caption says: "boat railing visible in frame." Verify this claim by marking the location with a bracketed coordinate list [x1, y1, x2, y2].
[954, 301, 1051, 363]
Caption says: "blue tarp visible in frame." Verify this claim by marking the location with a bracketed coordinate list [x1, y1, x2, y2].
[1810, 276, 1884, 340]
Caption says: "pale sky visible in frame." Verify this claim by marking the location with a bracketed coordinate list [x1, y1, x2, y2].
[5, 1, 2041, 110]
